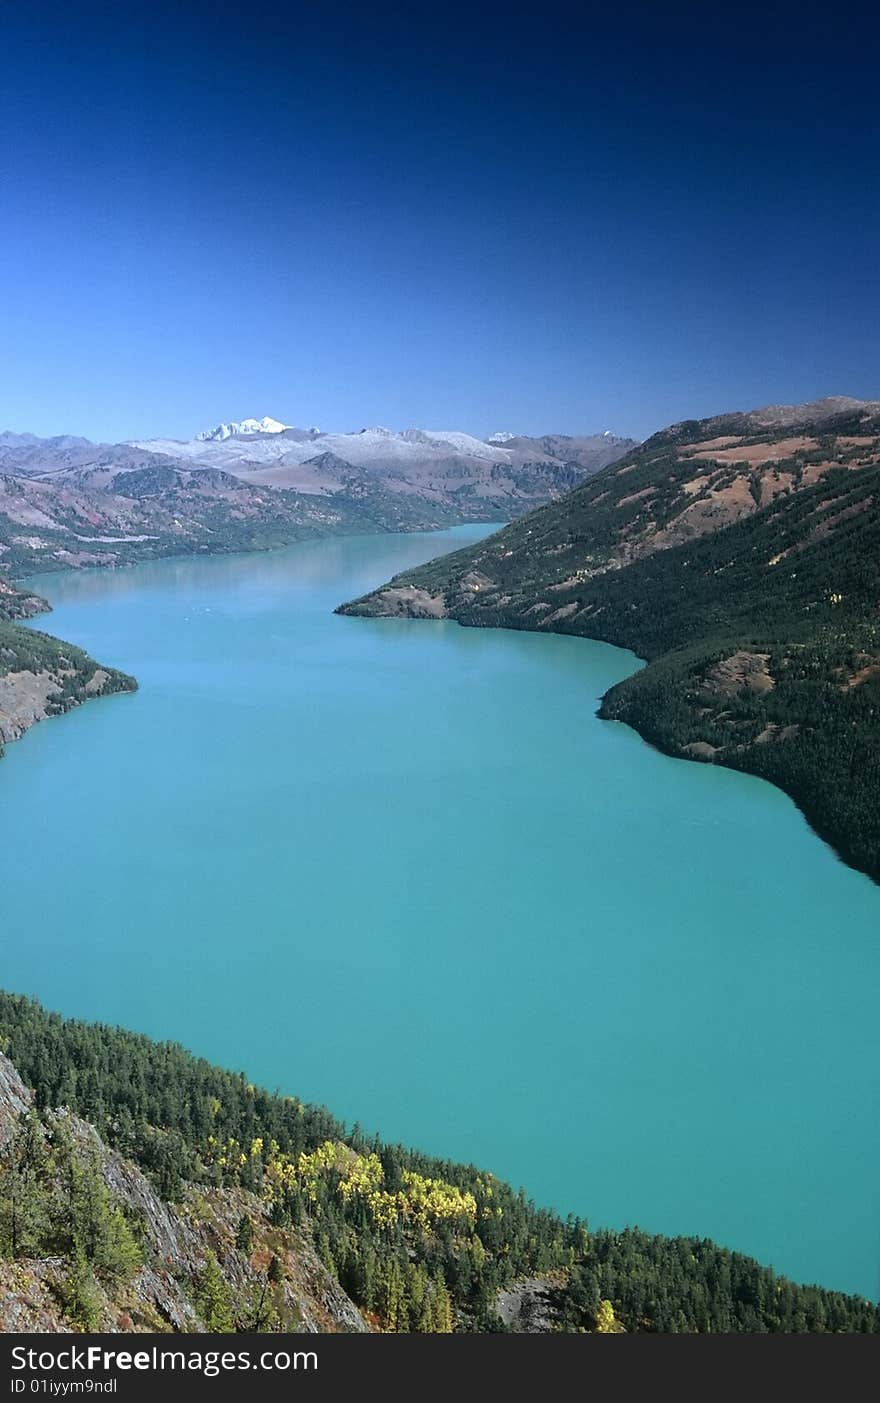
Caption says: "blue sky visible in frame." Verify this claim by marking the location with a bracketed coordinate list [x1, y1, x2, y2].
[2, 0, 878, 442]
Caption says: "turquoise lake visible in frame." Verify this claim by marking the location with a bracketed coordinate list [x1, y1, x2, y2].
[3, 524, 880, 1300]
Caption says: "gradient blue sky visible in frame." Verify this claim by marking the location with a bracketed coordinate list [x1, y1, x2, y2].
[2, 0, 878, 443]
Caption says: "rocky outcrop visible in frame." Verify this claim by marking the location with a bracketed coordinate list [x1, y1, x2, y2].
[0, 1054, 32, 1147]
[0, 1052, 369, 1335]
[495, 1276, 559, 1332]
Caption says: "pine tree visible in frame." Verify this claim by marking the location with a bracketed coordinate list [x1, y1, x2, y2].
[59, 1247, 102, 1332]
[0, 1113, 50, 1258]
[407, 1263, 428, 1329]
[197, 1251, 234, 1332]
[235, 1214, 254, 1254]
[431, 1272, 454, 1333]
[379, 1258, 409, 1332]
[92, 1204, 141, 1285]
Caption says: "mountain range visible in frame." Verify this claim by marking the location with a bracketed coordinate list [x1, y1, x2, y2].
[132, 420, 634, 509]
[339, 397, 880, 884]
[0, 420, 635, 577]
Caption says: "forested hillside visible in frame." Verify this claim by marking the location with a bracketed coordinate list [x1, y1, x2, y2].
[339, 399, 880, 882]
[0, 994, 875, 1333]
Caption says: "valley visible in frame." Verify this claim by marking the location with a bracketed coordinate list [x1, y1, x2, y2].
[2, 526, 879, 1312]
[1, 402, 879, 1328]
[6, 0, 876, 1346]
[0, 417, 632, 756]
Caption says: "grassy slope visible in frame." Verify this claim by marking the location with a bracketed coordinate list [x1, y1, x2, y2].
[339, 407, 880, 882]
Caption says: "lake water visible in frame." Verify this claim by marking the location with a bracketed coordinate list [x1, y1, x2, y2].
[3, 525, 880, 1300]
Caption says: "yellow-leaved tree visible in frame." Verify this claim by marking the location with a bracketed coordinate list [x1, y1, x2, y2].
[595, 1299, 622, 1333]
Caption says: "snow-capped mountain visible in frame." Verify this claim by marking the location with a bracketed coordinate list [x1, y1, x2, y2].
[132, 420, 635, 476]
[123, 419, 637, 505]
[195, 416, 290, 442]
[130, 424, 512, 472]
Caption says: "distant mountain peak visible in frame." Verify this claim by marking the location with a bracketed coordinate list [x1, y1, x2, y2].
[196, 416, 289, 442]
[303, 451, 357, 471]
[487, 431, 516, 444]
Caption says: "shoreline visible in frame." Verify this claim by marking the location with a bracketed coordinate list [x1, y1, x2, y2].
[337, 596, 879, 889]
[10, 517, 511, 591]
